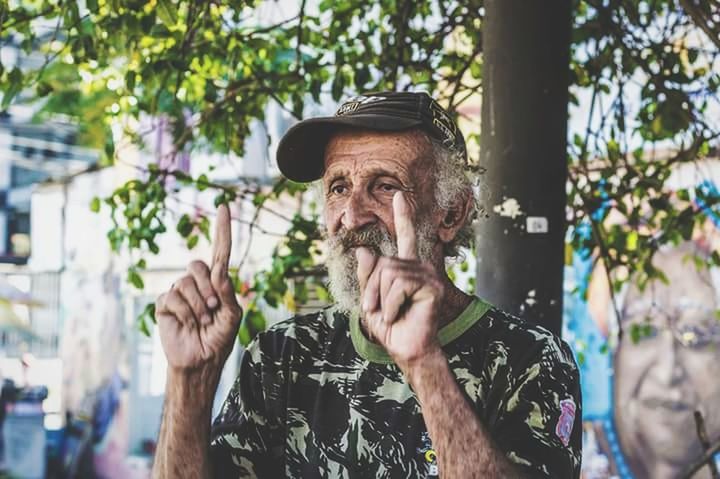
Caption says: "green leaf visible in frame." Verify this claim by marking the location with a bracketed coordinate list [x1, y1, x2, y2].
[176, 214, 193, 237]
[2, 68, 23, 109]
[576, 351, 585, 367]
[629, 323, 641, 344]
[128, 270, 145, 289]
[355, 66, 370, 88]
[156, 0, 178, 26]
[90, 197, 101, 213]
[125, 71, 136, 91]
[197, 174, 209, 191]
[187, 234, 199, 249]
[470, 61, 482, 79]
[144, 302, 156, 324]
[104, 134, 115, 164]
[641, 323, 654, 338]
[198, 216, 210, 240]
[238, 318, 251, 346]
[626, 231, 638, 251]
[712, 251, 720, 267]
[138, 316, 151, 337]
[315, 284, 331, 302]
[247, 309, 266, 332]
[331, 73, 345, 101]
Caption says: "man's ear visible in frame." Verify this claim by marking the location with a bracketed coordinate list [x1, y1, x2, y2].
[437, 190, 474, 244]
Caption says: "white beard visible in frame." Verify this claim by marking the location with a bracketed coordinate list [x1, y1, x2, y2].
[325, 222, 436, 316]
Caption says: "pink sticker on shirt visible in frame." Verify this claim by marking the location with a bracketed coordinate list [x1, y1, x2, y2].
[555, 398, 576, 447]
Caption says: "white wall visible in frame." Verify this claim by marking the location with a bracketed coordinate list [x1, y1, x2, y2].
[28, 184, 65, 272]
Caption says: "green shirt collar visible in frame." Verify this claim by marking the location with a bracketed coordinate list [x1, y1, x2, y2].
[346, 296, 492, 364]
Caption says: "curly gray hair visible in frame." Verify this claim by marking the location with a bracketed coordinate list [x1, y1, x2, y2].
[427, 136, 480, 259]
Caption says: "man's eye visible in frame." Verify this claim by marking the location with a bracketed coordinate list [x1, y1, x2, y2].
[330, 184, 348, 195]
[377, 183, 398, 192]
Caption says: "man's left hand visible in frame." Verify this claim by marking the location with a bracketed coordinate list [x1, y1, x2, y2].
[356, 191, 445, 372]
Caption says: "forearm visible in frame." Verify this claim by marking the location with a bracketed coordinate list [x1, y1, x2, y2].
[153, 368, 220, 479]
[405, 348, 523, 479]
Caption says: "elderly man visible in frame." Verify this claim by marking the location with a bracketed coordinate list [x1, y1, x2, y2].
[152, 91, 582, 478]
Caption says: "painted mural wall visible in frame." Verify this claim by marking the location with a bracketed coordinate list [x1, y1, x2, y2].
[566, 219, 720, 478]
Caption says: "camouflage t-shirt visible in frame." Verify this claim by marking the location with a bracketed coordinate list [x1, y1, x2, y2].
[210, 297, 582, 478]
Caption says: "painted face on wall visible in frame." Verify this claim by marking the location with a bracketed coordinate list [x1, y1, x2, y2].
[614, 243, 720, 479]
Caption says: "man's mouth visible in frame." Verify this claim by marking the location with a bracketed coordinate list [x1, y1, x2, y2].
[343, 243, 379, 255]
[640, 397, 692, 411]
[342, 243, 362, 253]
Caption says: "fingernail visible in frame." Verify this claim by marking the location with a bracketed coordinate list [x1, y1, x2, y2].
[207, 296, 218, 309]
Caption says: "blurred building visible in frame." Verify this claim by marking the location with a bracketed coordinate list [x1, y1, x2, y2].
[0, 112, 99, 478]
[16, 93, 314, 476]
[0, 2, 325, 476]
[0, 113, 97, 351]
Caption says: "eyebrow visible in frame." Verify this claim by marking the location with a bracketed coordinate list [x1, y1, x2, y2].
[623, 300, 717, 319]
[324, 173, 346, 190]
[323, 166, 411, 184]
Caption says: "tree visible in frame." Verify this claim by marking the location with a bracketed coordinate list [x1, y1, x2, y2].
[568, 0, 720, 333]
[1, 0, 719, 344]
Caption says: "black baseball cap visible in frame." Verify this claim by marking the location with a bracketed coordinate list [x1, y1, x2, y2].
[276, 91, 467, 183]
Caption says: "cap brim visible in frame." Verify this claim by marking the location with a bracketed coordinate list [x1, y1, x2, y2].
[276, 114, 422, 183]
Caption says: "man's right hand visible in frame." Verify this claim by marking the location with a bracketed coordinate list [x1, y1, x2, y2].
[156, 204, 243, 372]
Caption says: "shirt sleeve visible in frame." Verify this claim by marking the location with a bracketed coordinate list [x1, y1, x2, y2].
[489, 339, 583, 478]
[209, 338, 284, 478]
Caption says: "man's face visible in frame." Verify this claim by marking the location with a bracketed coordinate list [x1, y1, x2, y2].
[614, 245, 720, 477]
[321, 129, 441, 314]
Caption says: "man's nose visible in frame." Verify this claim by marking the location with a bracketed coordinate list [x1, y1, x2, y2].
[655, 330, 687, 387]
[341, 190, 377, 231]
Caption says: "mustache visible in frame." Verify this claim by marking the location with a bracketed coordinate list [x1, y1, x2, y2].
[327, 224, 395, 256]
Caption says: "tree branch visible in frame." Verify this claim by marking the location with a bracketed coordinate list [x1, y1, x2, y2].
[295, 0, 307, 72]
[1, 5, 58, 31]
[447, 41, 484, 110]
[693, 410, 720, 479]
[682, 434, 720, 479]
[389, 0, 413, 89]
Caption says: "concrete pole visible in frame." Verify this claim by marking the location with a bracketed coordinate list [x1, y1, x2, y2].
[476, 0, 573, 335]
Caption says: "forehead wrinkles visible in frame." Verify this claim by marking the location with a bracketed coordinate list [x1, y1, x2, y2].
[325, 130, 432, 165]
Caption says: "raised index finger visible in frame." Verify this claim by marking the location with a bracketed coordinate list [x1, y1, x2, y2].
[211, 203, 232, 278]
[393, 192, 417, 260]
[355, 246, 377, 294]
